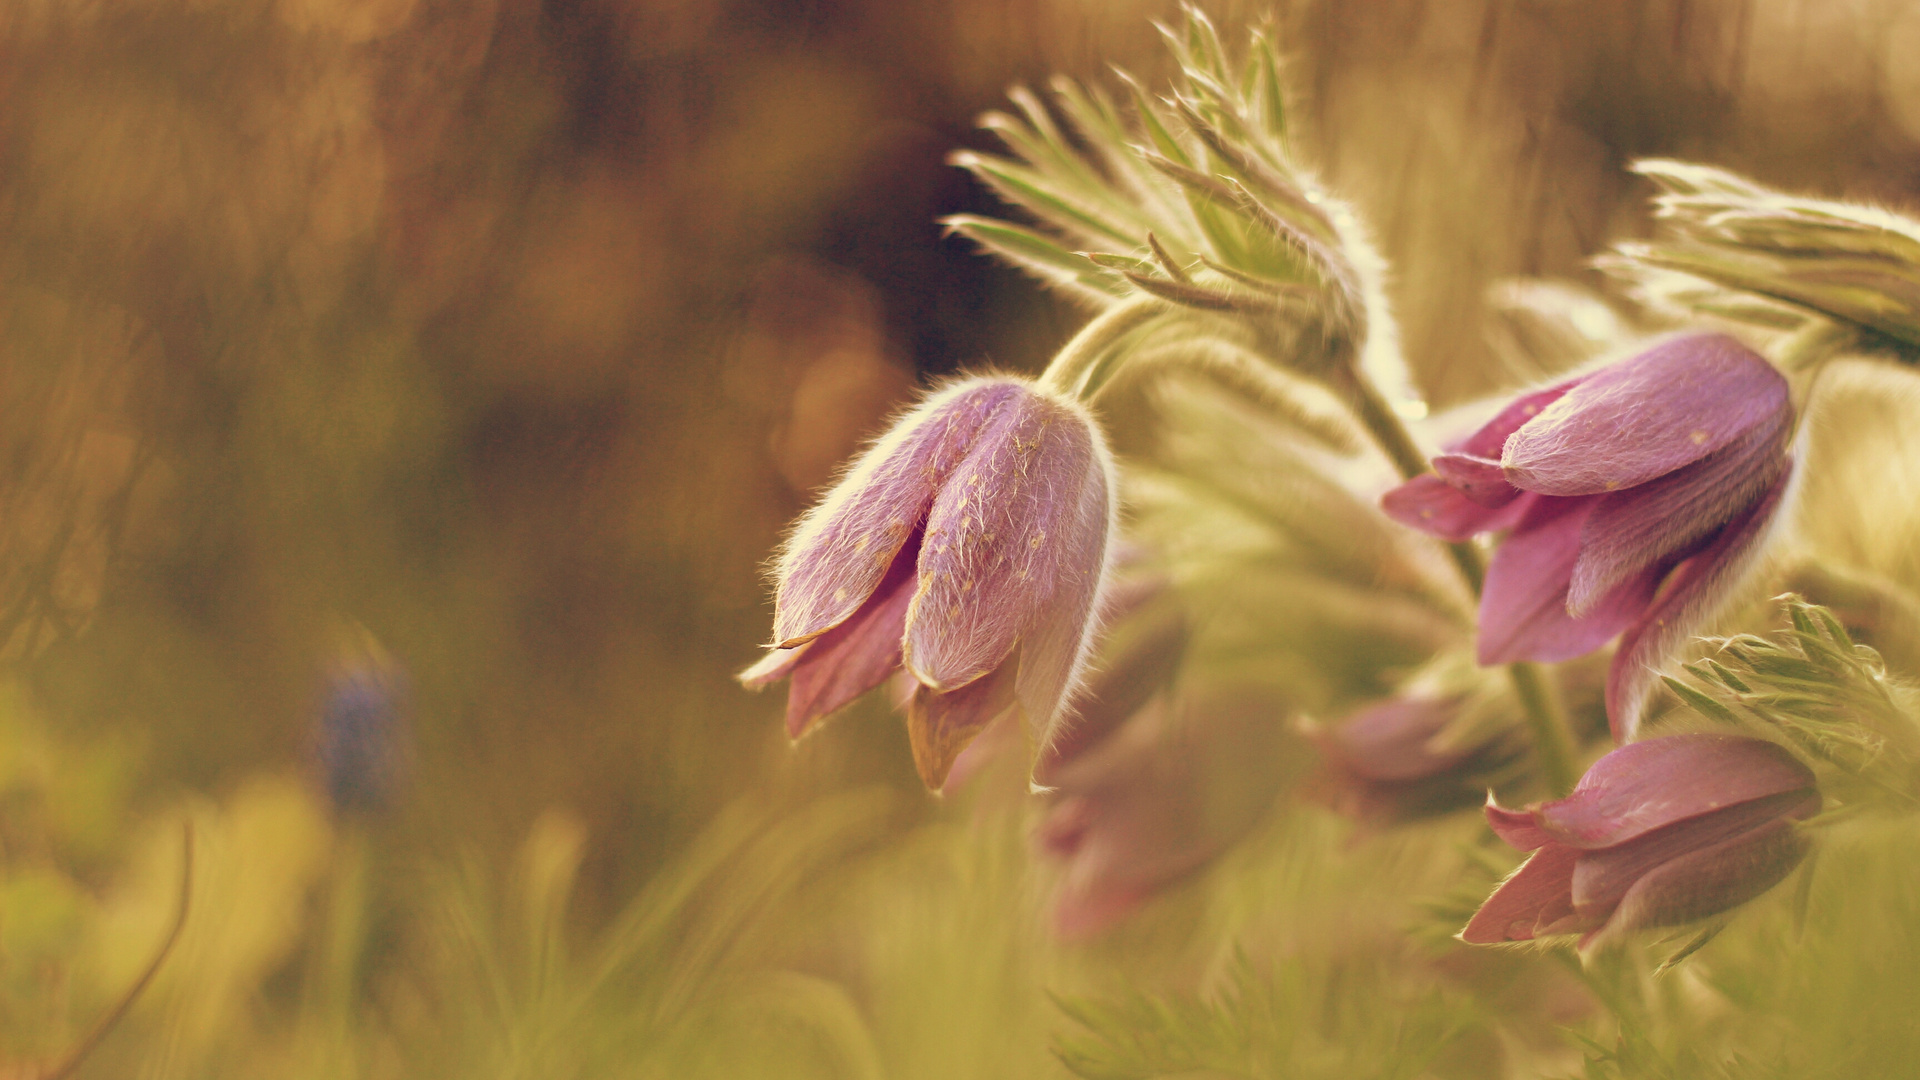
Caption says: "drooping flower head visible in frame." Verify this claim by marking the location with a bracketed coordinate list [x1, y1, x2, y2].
[1461, 733, 1818, 952]
[741, 375, 1116, 789]
[1305, 693, 1522, 826]
[1383, 334, 1794, 739]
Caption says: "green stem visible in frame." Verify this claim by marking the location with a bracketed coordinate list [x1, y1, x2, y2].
[1333, 361, 1580, 795]
[1506, 660, 1579, 795]
[1037, 297, 1168, 400]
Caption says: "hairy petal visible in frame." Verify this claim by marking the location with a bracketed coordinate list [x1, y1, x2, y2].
[1452, 381, 1586, 459]
[907, 388, 1112, 703]
[773, 378, 1025, 647]
[1459, 842, 1582, 944]
[780, 539, 920, 738]
[1607, 466, 1793, 740]
[906, 658, 1020, 790]
[1568, 412, 1791, 615]
[1478, 496, 1659, 664]
[1485, 795, 1554, 852]
[1536, 733, 1816, 849]
[1580, 816, 1812, 953]
[1569, 789, 1819, 917]
[1503, 334, 1789, 497]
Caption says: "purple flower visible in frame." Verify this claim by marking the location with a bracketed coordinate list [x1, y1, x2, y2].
[1461, 733, 1818, 951]
[1382, 334, 1794, 739]
[741, 376, 1115, 789]
[1307, 694, 1520, 825]
[1036, 687, 1286, 939]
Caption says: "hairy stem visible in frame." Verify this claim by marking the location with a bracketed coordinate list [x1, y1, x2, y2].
[1038, 297, 1169, 400]
[1333, 361, 1580, 795]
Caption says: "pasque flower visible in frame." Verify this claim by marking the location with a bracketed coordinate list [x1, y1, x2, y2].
[741, 376, 1115, 789]
[1461, 733, 1818, 951]
[1306, 694, 1520, 826]
[1382, 334, 1794, 738]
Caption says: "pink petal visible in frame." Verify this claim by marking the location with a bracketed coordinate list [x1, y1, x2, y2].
[1503, 334, 1789, 497]
[1318, 696, 1466, 783]
[772, 378, 1027, 647]
[1569, 789, 1819, 917]
[1382, 476, 1535, 541]
[906, 388, 1113, 735]
[780, 539, 919, 738]
[1579, 815, 1811, 953]
[1451, 380, 1586, 459]
[1477, 496, 1660, 664]
[739, 643, 808, 688]
[1485, 795, 1554, 852]
[1534, 733, 1816, 849]
[1607, 465, 1793, 740]
[1459, 842, 1581, 944]
[905, 656, 1020, 789]
[1040, 688, 1287, 939]
[1567, 411, 1790, 616]
[1432, 454, 1522, 508]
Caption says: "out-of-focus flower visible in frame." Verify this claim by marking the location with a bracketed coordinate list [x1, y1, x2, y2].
[1038, 687, 1288, 939]
[1305, 694, 1521, 826]
[741, 376, 1116, 789]
[313, 635, 411, 815]
[1383, 333, 1794, 738]
[1461, 733, 1818, 951]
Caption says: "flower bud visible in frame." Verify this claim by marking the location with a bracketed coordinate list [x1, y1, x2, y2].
[1461, 733, 1818, 952]
[742, 376, 1116, 789]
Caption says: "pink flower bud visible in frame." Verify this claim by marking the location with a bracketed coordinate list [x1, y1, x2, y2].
[741, 376, 1116, 789]
[1382, 334, 1795, 739]
[1461, 733, 1818, 951]
[1306, 694, 1520, 826]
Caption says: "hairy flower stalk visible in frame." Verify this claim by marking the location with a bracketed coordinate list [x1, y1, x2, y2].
[1462, 733, 1818, 951]
[742, 376, 1116, 789]
[1383, 333, 1796, 741]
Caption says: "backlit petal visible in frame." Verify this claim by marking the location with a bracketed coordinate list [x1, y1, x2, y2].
[906, 388, 1111, 699]
[780, 539, 919, 738]
[773, 378, 1026, 647]
[1503, 335, 1788, 496]
[1459, 842, 1581, 944]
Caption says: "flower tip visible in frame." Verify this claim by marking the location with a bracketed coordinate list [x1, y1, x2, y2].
[738, 645, 804, 689]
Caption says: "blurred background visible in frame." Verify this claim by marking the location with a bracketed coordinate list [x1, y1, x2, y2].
[7, 0, 1920, 1075]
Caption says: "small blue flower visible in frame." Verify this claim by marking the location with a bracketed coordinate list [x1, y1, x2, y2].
[314, 645, 410, 815]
